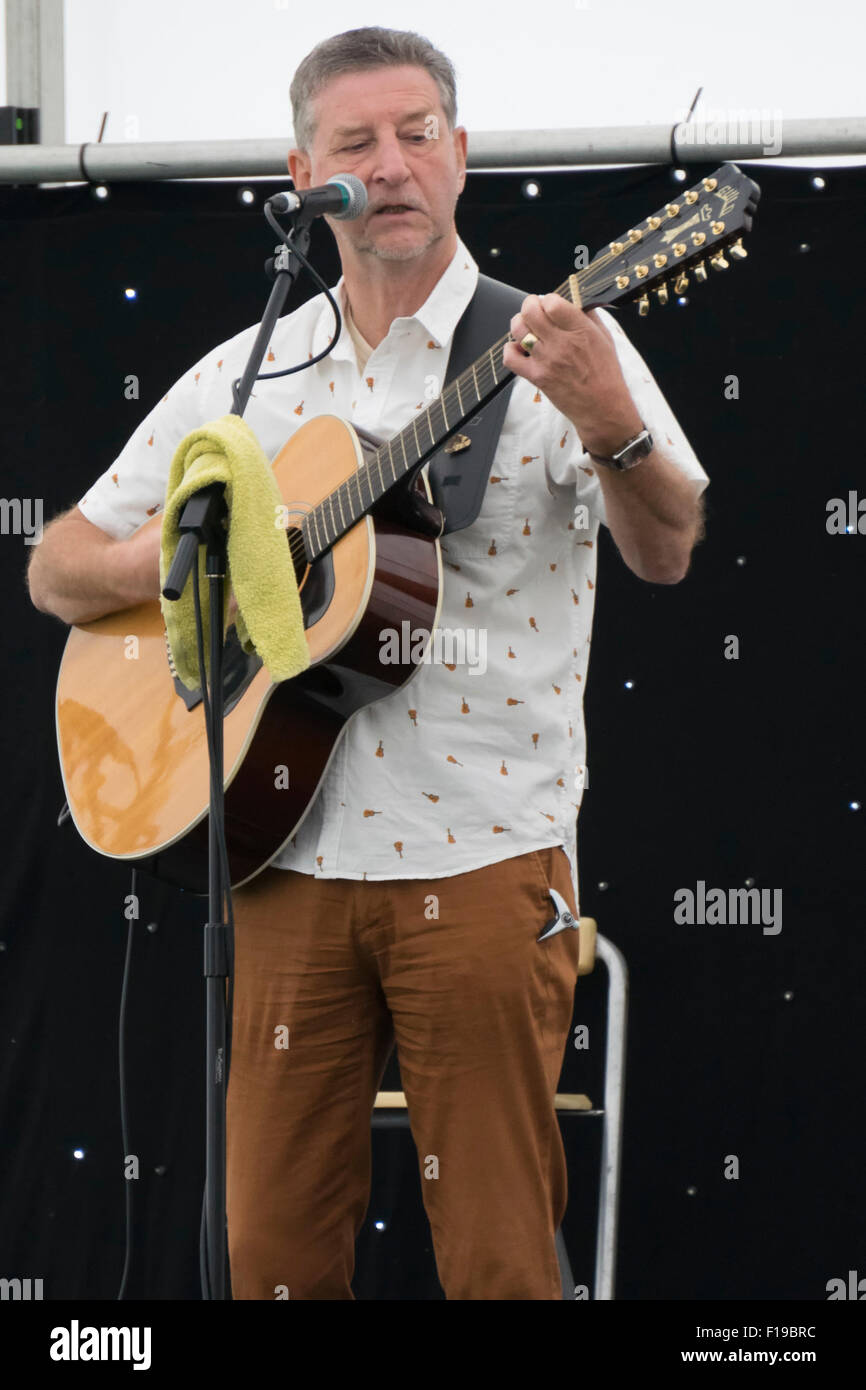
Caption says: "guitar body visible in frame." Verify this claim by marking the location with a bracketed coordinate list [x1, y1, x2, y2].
[55, 415, 442, 893]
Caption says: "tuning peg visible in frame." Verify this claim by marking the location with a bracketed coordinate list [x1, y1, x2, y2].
[710, 252, 729, 271]
[693, 261, 708, 283]
[729, 239, 748, 260]
[674, 272, 689, 293]
[637, 293, 650, 316]
[655, 282, 669, 305]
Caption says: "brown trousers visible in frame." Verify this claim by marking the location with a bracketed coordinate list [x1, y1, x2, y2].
[225, 845, 580, 1300]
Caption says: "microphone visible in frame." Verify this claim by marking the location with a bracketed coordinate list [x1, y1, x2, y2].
[267, 174, 367, 221]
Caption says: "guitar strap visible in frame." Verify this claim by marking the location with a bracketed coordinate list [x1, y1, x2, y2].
[426, 272, 528, 535]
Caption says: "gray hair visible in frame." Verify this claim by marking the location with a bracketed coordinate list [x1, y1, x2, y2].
[290, 27, 458, 153]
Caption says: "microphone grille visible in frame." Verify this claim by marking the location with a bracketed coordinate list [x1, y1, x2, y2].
[327, 174, 368, 220]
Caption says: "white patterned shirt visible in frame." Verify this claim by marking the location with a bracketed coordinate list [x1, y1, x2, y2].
[78, 235, 709, 910]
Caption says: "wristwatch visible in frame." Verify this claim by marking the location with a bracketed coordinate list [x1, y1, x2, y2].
[587, 426, 654, 471]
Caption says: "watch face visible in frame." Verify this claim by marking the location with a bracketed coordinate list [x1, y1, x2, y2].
[612, 433, 652, 469]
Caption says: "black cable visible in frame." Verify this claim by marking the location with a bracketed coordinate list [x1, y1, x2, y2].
[116, 866, 137, 1299]
[229, 205, 343, 413]
[672, 85, 704, 166]
[199, 1189, 210, 1300]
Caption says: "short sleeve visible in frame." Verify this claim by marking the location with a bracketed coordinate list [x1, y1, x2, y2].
[76, 339, 238, 540]
[544, 307, 709, 529]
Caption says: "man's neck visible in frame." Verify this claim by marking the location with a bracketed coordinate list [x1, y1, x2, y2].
[341, 231, 457, 349]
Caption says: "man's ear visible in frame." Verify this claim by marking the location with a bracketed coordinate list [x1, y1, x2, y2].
[453, 125, 468, 193]
[287, 147, 312, 190]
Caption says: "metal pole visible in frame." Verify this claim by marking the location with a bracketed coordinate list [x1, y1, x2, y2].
[0, 116, 864, 184]
[5, 0, 65, 145]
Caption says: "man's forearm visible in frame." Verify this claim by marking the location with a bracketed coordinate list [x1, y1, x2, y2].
[591, 444, 704, 584]
[499, 292, 705, 584]
[28, 516, 161, 625]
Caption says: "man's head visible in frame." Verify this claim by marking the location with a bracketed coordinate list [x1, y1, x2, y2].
[288, 28, 467, 266]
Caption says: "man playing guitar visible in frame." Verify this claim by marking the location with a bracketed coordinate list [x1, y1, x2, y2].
[29, 26, 708, 1299]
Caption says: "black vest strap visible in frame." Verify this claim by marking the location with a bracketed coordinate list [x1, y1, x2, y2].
[426, 273, 527, 534]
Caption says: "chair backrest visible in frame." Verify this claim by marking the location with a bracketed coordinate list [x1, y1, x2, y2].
[577, 917, 597, 977]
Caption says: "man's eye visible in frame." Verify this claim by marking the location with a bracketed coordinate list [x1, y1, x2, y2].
[341, 142, 367, 153]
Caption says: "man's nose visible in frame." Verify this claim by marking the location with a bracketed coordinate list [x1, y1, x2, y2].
[368, 131, 413, 186]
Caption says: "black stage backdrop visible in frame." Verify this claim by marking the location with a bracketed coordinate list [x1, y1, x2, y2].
[0, 163, 863, 1301]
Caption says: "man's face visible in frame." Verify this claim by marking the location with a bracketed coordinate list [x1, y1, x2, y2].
[288, 65, 467, 263]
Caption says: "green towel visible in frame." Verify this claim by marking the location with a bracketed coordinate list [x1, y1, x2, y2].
[158, 413, 310, 691]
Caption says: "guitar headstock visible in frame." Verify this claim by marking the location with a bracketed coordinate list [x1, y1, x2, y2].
[576, 162, 761, 315]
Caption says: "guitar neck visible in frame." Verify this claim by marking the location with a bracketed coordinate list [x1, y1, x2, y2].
[300, 272, 582, 562]
[299, 161, 760, 562]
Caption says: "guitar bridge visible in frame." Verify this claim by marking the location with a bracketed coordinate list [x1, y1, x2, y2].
[164, 624, 263, 714]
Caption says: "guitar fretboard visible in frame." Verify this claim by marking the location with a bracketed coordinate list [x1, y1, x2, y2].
[300, 272, 583, 560]
[293, 161, 759, 562]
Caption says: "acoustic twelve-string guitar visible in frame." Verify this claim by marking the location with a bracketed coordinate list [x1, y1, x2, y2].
[56, 163, 760, 892]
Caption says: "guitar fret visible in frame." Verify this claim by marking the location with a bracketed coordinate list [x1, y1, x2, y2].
[440, 389, 449, 431]
[411, 417, 421, 460]
[488, 348, 498, 383]
[310, 507, 323, 555]
[471, 361, 481, 401]
[355, 467, 369, 511]
[369, 448, 382, 497]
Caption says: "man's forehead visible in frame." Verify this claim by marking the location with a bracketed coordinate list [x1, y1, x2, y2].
[331, 107, 432, 137]
[312, 67, 444, 134]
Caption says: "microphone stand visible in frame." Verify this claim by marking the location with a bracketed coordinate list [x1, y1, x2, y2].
[162, 211, 314, 1300]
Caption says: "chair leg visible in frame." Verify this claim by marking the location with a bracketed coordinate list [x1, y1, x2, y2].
[555, 1225, 574, 1299]
[593, 933, 629, 1300]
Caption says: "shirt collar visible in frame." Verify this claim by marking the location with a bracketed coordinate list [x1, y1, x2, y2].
[310, 234, 479, 361]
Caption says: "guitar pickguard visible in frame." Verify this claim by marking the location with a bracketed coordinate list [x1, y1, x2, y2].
[298, 546, 335, 629]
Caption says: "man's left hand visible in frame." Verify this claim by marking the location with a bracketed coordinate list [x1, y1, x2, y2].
[502, 293, 642, 457]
